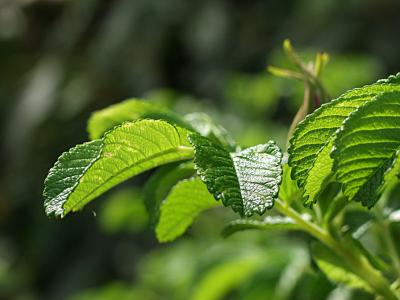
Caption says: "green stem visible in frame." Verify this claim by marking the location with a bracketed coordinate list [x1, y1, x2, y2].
[375, 181, 400, 278]
[380, 219, 400, 278]
[274, 199, 399, 300]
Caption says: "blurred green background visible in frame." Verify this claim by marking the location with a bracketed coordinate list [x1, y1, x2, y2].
[1, 0, 400, 299]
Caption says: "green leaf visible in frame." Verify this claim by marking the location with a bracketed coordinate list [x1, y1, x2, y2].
[156, 178, 219, 242]
[87, 99, 189, 140]
[44, 119, 194, 217]
[302, 140, 335, 205]
[189, 134, 282, 217]
[184, 112, 237, 151]
[222, 215, 300, 237]
[332, 91, 400, 207]
[312, 242, 372, 293]
[288, 73, 400, 203]
[43, 140, 103, 217]
[143, 162, 195, 227]
[278, 163, 301, 204]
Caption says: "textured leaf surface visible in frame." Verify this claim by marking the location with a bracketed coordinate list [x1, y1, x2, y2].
[222, 215, 299, 237]
[189, 134, 282, 217]
[288, 73, 400, 202]
[302, 140, 334, 205]
[332, 91, 400, 207]
[156, 178, 219, 242]
[87, 99, 188, 139]
[44, 120, 193, 217]
[43, 140, 102, 217]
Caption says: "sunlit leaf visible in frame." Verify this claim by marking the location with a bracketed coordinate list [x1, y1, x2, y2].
[288, 73, 400, 204]
[44, 120, 193, 217]
[332, 91, 400, 207]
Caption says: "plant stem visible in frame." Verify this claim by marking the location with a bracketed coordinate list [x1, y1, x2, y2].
[380, 219, 400, 278]
[375, 180, 400, 278]
[274, 199, 400, 300]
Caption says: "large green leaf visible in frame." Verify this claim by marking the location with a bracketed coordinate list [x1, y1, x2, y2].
[288, 73, 400, 204]
[332, 91, 400, 207]
[156, 178, 219, 242]
[189, 134, 282, 217]
[44, 119, 193, 217]
[87, 99, 188, 140]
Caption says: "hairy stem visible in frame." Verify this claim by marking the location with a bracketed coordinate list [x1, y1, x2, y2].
[274, 199, 399, 300]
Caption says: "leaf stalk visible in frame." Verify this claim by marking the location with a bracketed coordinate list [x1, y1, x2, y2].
[274, 199, 400, 300]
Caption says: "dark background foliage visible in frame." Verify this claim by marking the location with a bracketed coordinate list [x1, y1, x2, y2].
[1, 0, 400, 299]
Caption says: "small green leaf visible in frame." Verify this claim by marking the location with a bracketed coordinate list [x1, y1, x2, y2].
[87, 99, 189, 139]
[222, 215, 300, 237]
[278, 163, 301, 204]
[184, 112, 237, 151]
[143, 162, 195, 227]
[332, 91, 400, 207]
[312, 242, 372, 293]
[189, 134, 282, 217]
[156, 178, 219, 242]
[44, 119, 194, 217]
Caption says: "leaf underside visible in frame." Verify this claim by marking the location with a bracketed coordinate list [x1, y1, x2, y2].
[44, 119, 193, 217]
[189, 134, 282, 217]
